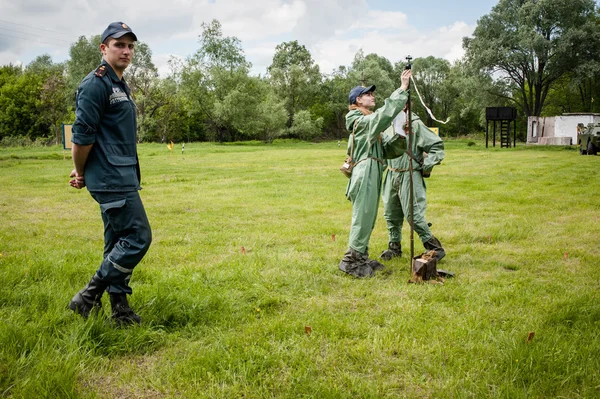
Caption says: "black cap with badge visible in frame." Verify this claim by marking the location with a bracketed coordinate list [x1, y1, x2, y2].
[101, 22, 137, 43]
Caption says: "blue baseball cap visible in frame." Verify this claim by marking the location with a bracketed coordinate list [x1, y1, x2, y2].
[348, 85, 376, 105]
[101, 22, 137, 43]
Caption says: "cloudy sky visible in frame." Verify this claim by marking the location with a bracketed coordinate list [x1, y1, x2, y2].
[0, 0, 499, 76]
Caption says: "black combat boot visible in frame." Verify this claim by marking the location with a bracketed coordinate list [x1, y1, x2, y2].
[380, 242, 402, 261]
[68, 274, 108, 319]
[339, 248, 374, 278]
[423, 236, 446, 261]
[109, 293, 141, 325]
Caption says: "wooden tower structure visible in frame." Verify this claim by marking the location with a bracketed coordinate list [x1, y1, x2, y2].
[485, 107, 517, 148]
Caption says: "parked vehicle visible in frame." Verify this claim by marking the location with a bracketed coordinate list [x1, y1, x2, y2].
[577, 123, 600, 155]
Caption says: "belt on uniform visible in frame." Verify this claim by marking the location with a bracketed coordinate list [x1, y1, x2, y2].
[387, 166, 409, 173]
[355, 156, 385, 166]
[387, 165, 424, 173]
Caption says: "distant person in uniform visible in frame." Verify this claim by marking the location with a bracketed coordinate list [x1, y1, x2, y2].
[338, 69, 411, 278]
[68, 22, 151, 325]
[380, 110, 445, 262]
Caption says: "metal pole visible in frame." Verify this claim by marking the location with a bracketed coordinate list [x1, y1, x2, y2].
[405, 56, 415, 276]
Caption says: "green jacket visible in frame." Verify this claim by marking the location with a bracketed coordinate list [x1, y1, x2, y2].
[344, 88, 409, 200]
[386, 113, 444, 174]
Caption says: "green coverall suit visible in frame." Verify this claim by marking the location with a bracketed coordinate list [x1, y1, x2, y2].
[381, 113, 445, 260]
[339, 88, 409, 277]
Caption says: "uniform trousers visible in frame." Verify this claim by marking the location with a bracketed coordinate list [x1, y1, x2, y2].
[382, 170, 433, 244]
[89, 191, 152, 294]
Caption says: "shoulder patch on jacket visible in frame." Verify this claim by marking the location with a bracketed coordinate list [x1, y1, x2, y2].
[94, 65, 107, 77]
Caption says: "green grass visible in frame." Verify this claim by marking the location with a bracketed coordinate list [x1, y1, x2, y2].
[0, 139, 599, 398]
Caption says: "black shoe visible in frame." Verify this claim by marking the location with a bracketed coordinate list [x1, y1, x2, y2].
[423, 236, 446, 261]
[339, 248, 374, 278]
[366, 259, 385, 271]
[361, 248, 385, 271]
[361, 252, 385, 271]
[110, 293, 141, 325]
[68, 274, 107, 319]
[380, 242, 402, 261]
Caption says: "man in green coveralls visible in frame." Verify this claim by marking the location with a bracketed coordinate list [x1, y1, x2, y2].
[380, 111, 446, 261]
[68, 22, 151, 324]
[339, 69, 411, 278]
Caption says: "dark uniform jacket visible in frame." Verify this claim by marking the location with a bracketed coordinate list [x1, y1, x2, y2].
[72, 61, 140, 192]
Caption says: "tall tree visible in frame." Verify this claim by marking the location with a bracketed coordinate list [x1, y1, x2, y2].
[349, 50, 394, 108]
[402, 56, 451, 126]
[213, 74, 270, 141]
[463, 0, 600, 116]
[268, 40, 321, 126]
[257, 91, 288, 143]
[320, 66, 353, 139]
[195, 19, 248, 71]
[0, 69, 46, 139]
[124, 42, 163, 140]
[148, 76, 191, 143]
[289, 110, 324, 141]
[0, 65, 21, 89]
[354, 52, 394, 79]
[181, 19, 251, 142]
[0, 56, 70, 142]
[441, 61, 500, 135]
[67, 35, 102, 92]
[26, 54, 63, 76]
[569, 9, 600, 114]
[30, 57, 70, 143]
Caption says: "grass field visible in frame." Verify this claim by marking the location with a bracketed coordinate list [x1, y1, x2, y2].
[0, 139, 599, 398]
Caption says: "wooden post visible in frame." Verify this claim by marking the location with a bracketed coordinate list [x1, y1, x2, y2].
[405, 56, 415, 276]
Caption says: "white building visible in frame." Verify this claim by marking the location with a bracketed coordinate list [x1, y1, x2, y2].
[527, 113, 600, 145]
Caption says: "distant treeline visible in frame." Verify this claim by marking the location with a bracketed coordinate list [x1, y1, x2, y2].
[1, 0, 600, 145]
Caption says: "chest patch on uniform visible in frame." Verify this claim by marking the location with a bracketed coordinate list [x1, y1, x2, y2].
[94, 65, 107, 77]
[109, 86, 129, 105]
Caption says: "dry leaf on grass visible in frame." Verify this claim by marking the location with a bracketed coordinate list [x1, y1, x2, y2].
[526, 331, 535, 343]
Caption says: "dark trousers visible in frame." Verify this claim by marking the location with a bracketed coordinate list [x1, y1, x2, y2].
[90, 191, 152, 294]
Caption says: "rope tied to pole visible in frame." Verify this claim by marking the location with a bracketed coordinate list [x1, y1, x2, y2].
[409, 75, 450, 125]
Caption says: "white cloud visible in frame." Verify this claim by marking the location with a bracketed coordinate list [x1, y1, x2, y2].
[0, 0, 475, 76]
[193, 0, 306, 42]
[310, 18, 473, 75]
[290, 0, 367, 46]
[351, 10, 409, 31]
[437, 21, 471, 62]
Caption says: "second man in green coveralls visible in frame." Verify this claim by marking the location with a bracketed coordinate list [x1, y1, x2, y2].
[380, 111, 446, 261]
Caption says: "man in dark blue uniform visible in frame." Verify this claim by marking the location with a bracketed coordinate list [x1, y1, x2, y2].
[68, 22, 152, 325]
